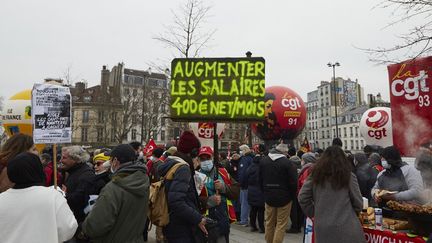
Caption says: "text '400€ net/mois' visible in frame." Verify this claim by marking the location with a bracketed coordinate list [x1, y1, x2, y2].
[170, 58, 266, 122]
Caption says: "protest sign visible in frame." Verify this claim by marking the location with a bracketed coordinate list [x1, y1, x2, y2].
[32, 83, 72, 144]
[170, 57, 266, 122]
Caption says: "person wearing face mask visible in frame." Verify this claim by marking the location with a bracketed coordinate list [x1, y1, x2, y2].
[82, 144, 149, 243]
[198, 146, 239, 243]
[238, 144, 254, 226]
[372, 146, 424, 206]
[92, 153, 111, 195]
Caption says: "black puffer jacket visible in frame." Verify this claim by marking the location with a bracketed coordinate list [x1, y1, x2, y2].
[259, 150, 298, 207]
[245, 155, 265, 207]
[354, 153, 376, 202]
[158, 156, 203, 239]
[65, 163, 96, 223]
[93, 171, 111, 195]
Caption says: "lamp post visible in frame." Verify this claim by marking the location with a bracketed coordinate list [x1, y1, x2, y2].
[327, 62, 340, 138]
[141, 67, 152, 144]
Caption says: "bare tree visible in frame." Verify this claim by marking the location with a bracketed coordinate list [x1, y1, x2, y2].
[62, 64, 81, 85]
[153, 0, 216, 58]
[140, 89, 170, 142]
[365, 0, 432, 64]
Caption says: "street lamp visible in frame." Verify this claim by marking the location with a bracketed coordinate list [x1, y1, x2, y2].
[141, 67, 152, 144]
[327, 62, 340, 138]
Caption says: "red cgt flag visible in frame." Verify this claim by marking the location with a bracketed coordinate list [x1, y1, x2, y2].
[143, 139, 157, 158]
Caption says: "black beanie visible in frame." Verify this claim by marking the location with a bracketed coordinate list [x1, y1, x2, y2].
[7, 152, 45, 189]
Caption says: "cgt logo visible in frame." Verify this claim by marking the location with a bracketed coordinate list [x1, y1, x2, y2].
[366, 110, 389, 139]
[198, 123, 214, 139]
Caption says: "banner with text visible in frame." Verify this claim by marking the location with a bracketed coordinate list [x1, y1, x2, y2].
[388, 56, 432, 156]
[32, 83, 72, 144]
[170, 57, 266, 122]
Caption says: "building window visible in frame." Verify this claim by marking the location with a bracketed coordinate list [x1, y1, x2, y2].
[132, 115, 137, 125]
[355, 127, 359, 137]
[98, 111, 104, 123]
[111, 129, 116, 142]
[355, 140, 359, 150]
[326, 130, 330, 138]
[133, 89, 138, 96]
[344, 127, 347, 137]
[97, 127, 103, 141]
[326, 119, 329, 127]
[338, 128, 341, 136]
[161, 118, 166, 126]
[132, 129, 137, 140]
[361, 140, 364, 148]
[124, 88, 129, 95]
[81, 127, 88, 142]
[351, 140, 354, 150]
[152, 130, 157, 140]
[161, 130, 165, 141]
[350, 127, 353, 137]
[82, 110, 89, 123]
[322, 131, 325, 138]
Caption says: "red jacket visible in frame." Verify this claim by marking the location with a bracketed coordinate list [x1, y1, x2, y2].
[297, 163, 313, 196]
[44, 162, 63, 186]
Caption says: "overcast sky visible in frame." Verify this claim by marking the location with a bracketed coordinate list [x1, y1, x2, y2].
[0, 0, 417, 103]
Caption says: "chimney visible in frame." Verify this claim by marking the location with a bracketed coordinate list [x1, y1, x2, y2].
[75, 82, 86, 92]
[101, 65, 110, 94]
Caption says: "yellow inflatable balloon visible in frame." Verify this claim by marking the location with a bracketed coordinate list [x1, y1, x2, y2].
[1, 90, 45, 151]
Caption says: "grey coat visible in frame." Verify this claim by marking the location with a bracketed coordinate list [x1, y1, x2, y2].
[299, 173, 366, 243]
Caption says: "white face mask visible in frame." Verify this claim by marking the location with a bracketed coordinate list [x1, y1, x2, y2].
[138, 151, 144, 159]
[382, 160, 391, 169]
[200, 160, 213, 172]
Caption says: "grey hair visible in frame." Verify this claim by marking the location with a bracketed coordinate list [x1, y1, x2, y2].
[63, 145, 90, 163]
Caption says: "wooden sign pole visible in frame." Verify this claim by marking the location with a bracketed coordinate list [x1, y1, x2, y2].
[53, 144, 58, 189]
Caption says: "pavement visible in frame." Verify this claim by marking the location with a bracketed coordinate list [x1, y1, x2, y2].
[146, 224, 304, 243]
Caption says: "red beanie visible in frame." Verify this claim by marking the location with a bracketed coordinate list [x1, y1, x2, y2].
[177, 131, 201, 154]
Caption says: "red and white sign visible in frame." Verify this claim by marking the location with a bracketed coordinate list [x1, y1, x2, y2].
[360, 107, 393, 148]
[388, 57, 432, 156]
[364, 228, 426, 243]
[189, 122, 225, 147]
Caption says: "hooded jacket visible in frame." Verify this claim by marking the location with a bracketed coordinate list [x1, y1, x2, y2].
[239, 153, 254, 189]
[82, 163, 149, 243]
[259, 149, 298, 207]
[158, 156, 203, 239]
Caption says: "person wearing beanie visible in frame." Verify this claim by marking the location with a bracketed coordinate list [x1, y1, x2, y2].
[0, 152, 77, 243]
[237, 144, 254, 226]
[82, 144, 149, 243]
[288, 147, 301, 171]
[372, 146, 424, 206]
[259, 143, 298, 243]
[177, 131, 201, 155]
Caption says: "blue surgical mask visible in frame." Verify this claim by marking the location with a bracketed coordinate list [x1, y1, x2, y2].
[200, 160, 214, 172]
[382, 160, 391, 169]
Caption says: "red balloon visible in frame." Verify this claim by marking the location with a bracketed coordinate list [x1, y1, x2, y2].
[252, 86, 306, 141]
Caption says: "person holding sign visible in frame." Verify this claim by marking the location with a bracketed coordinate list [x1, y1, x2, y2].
[198, 146, 239, 243]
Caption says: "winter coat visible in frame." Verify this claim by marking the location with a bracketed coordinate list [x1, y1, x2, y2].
[354, 162, 376, 202]
[299, 174, 366, 243]
[93, 171, 111, 195]
[225, 159, 240, 182]
[372, 164, 424, 204]
[43, 162, 63, 187]
[64, 163, 96, 223]
[82, 163, 149, 243]
[259, 151, 298, 207]
[158, 156, 203, 239]
[239, 154, 254, 189]
[245, 155, 265, 207]
[297, 163, 313, 195]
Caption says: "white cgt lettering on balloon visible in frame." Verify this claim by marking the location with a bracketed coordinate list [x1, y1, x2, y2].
[359, 107, 393, 147]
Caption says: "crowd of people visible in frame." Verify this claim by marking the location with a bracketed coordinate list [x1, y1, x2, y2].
[0, 132, 432, 243]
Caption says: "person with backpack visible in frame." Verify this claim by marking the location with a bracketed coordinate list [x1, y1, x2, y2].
[198, 146, 239, 243]
[154, 131, 206, 243]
